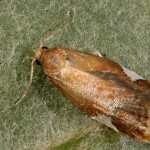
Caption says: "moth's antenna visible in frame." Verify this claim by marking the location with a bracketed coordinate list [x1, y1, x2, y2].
[40, 8, 70, 48]
[3, 58, 36, 111]
[3, 8, 71, 111]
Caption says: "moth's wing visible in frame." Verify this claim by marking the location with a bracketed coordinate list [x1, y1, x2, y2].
[90, 52, 150, 89]
[134, 79, 150, 90]
[50, 77, 105, 116]
[88, 71, 150, 141]
[121, 66, 150, 89]
[49, 69, 150, 142]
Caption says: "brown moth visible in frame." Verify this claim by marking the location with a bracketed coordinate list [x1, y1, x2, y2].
[33, 46, 150, 142]
[5, 9, 150, 143]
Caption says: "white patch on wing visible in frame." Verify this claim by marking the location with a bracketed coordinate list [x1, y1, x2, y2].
[121, 66, 144, 81]
[92, 115, 118, 132]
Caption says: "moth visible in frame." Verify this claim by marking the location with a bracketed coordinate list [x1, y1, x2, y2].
[6, 10, 150, 143]
[33, 46, 150, 142]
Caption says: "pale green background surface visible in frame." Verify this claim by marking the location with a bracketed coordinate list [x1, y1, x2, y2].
[0, 0, 150, 149]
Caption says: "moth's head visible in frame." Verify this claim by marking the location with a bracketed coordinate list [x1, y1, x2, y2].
[34, 46, 48, 65]
[35, 47, 71, 71]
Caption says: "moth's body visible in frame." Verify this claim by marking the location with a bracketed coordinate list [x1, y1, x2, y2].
[35, 47, 150, 142]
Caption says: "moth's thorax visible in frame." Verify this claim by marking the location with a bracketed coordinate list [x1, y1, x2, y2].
[37, 48, 66, 70]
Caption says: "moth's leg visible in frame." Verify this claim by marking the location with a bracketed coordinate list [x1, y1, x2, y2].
[93, 51, 102, 57]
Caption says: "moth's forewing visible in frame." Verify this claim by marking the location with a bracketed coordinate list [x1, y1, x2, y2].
[37, 47, 150, 142]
